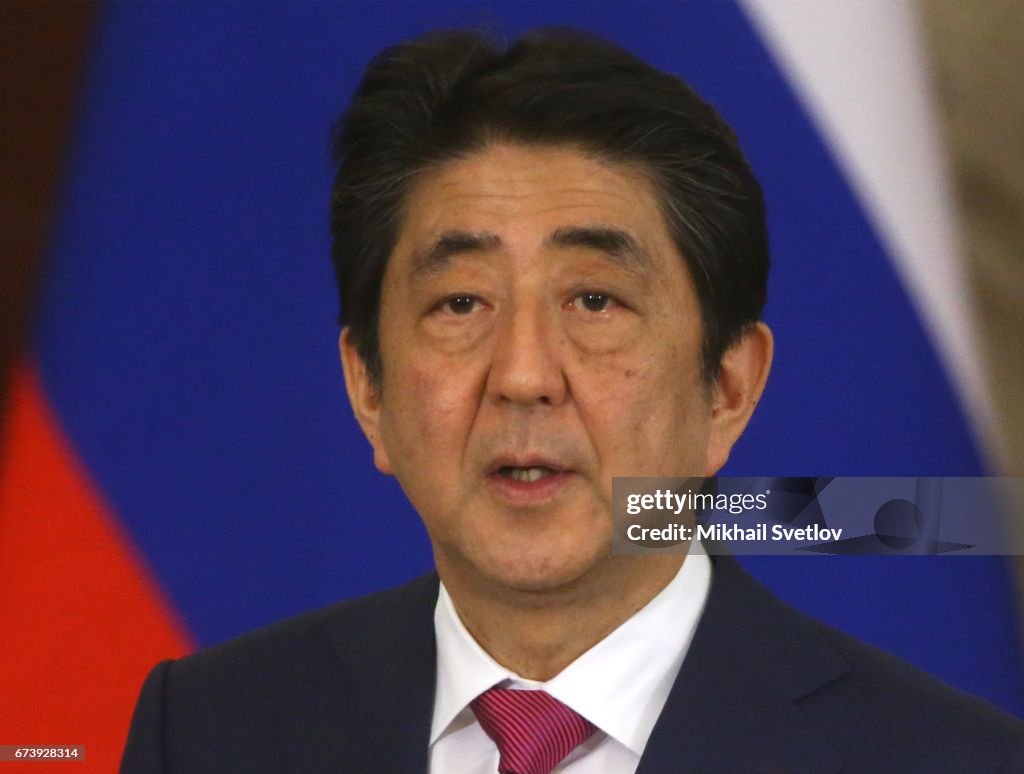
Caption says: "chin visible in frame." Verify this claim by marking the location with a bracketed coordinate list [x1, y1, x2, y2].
[478, 543, 609, 596]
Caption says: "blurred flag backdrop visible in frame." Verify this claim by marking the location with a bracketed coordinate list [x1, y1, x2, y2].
[2, 3, 1021, 770]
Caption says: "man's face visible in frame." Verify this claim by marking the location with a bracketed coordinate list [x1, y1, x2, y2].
[342, 143, 765, 595]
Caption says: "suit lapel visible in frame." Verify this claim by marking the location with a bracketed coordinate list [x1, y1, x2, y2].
[325, 572, 440, 774]
[637, 556, 847, 774]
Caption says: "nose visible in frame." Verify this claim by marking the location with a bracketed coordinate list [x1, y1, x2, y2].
[485, 299, 567, 407]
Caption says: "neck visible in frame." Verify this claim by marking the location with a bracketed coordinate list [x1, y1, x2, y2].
[439, 552, 686, 681]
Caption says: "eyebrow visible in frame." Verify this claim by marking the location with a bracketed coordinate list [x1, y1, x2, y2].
[545, 225, 652, 275]
[408, 224, 652, 278]
[410, 231, 501, 278]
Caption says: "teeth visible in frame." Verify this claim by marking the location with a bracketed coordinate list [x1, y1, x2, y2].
[502, 466, 552, 483]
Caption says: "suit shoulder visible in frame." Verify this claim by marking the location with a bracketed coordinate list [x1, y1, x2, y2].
[160, 571, 438, 711]
[139, 572, 438, 771]
[815, 615, 1021, 724]
[713, 558, 1023, 769]
[785, 596, 1024, 766]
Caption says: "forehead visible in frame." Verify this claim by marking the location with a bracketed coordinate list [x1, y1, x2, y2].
[389, 143, 679, 270]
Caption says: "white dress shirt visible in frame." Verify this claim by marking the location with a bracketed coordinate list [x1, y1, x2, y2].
[429, 547, 712, 773]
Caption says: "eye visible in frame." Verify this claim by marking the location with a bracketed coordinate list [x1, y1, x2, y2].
[439, 295, 482, 315]
[568, 291, 618, 313]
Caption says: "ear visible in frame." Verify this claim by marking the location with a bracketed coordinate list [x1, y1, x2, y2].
[339, 328, 394, 475]
[704, 322, 773, 475]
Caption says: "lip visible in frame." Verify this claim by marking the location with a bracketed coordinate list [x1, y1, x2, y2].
[484, 454, 576, 507]
[485, 454, 569, 476]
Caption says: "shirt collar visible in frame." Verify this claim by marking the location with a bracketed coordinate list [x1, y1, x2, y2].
[431, 546, 712, 754]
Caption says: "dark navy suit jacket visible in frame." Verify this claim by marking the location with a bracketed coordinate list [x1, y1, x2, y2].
[121, 556, 1024, 772]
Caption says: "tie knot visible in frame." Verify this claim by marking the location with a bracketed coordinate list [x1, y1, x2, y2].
[470, 687, 596, 774]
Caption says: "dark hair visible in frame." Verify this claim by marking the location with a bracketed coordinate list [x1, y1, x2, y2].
[330, 28, 768, 387]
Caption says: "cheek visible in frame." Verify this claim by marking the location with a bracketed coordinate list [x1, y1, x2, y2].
[572, 350, 662, 431]
[379, 358, 475, 465]
[572, 341, 708, 465]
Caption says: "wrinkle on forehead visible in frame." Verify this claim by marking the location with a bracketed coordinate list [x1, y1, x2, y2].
[394, 144, 674, 279]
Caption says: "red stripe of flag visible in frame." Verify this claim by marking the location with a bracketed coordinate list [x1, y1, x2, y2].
[0, 362, 194, 773]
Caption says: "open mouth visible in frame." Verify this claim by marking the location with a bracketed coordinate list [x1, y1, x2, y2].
[497, 465, 558, 483]
[486, 458, 573, 504]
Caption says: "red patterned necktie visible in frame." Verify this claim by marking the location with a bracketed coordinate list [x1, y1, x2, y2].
[470, 687, 597, 774]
